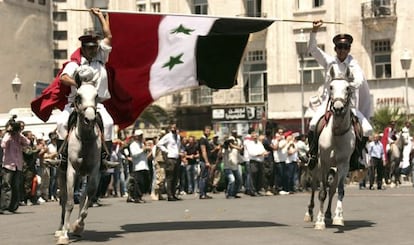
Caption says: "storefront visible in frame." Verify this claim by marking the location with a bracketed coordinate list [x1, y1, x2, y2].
[211, 104, 266, 139]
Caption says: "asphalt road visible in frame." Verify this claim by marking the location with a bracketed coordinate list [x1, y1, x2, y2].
[1, 183, 413, 245]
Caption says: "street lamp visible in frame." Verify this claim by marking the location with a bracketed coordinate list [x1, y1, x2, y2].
[400, 49, 412, 119]
[11, 74, 22, 100]
[295, 29, 307, 134]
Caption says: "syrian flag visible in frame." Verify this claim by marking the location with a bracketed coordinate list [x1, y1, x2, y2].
[104, 13, 273, 129]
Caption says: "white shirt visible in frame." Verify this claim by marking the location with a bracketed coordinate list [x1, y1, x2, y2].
[156, 132, 181, 159]
[308, 32, 372, 119]
[129, 140, 149, 172]
[272, 138, 288, 163]
[61, 41, 112, 103]
[245, 139, 266, 162]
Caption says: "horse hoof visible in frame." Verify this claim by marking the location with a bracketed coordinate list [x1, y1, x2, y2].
[333, 217, 344, 226]
[314, 222, 326, 230]
[56, 236, 69, 245]
[54, 230, 64, 238]
[304, 214, 313, 222]
[71, 221, 84, 235]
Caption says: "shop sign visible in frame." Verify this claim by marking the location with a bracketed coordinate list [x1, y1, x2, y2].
[212, 106, 264, 121]
[376, 97, 404, 106]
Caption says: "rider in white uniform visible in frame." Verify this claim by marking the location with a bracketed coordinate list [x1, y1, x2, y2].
[52, 8, 117, 169]
[307, 20, 373, 170]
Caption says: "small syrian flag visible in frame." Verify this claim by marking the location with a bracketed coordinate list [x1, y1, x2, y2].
[103, 13, 273, 129]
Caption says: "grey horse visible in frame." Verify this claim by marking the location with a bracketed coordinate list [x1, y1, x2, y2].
[55, 69, 102, 244]
[304, 64, 356, 230]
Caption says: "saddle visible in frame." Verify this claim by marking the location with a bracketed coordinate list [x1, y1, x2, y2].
[315, 110, 364, 171]
[315, 110, 362, 140]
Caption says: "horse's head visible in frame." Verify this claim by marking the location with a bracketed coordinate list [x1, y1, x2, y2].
[328, 65, 355, 116]
[74, 83, 98, 126]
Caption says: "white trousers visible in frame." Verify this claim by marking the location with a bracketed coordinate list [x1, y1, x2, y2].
[309, 100, 373, 137]
[56, 103, 114, 141]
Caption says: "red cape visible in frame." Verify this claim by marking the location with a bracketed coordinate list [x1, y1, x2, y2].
[30, 49, 81, 122]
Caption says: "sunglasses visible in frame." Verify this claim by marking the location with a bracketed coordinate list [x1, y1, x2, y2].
[335, 44, 350, 50]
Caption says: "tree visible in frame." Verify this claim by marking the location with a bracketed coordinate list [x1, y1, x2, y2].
[136, 104, 170, 128]
[371, 107, 406, 133]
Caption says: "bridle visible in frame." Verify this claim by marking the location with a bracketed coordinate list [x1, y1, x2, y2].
[73, 82, 99, 141]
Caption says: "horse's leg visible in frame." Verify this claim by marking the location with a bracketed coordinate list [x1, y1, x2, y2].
[304, 178, 316, 222]
[55, 169, 66, 238]
[315, 181, 327, 230]
[72, 168, 100, 236]
[394, 164, 401, 186]
[56, 165, 76, 245]
[333, 172, 346, 226]
[325, 168, 338, 223]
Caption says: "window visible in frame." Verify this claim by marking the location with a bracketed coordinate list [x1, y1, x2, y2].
[299, 45, 324, 84]
[199, 86, 212, 104]
[302, 58, 324, 84]
[151, 1, 161, 12]
[313, 0, 324, 7]
[53, 30, 67, 40]
[191, 86, 212, 105]
[245, 50, 266, 62]
[373, 0, 392, 16]
[372, 39, 391, 78]
[245, 0, 262, 17]
[28, 0, 34, 3]
[38, 0, 46, 5]
[53, 68, 60, 77]
[137, 4, 146, 12]
[243, 49, 267, 102]
[245, 72, 266, 102]
[53, 49, 67, 60]
[53, 12, 67, 21]
[193, 0, 208, 15]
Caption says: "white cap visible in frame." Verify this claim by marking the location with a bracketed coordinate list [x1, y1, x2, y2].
[134, 129, 143, 136]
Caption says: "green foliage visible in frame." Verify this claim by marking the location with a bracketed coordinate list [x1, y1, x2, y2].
[371, 107, 408, 133]
[137, 104, 170, 128]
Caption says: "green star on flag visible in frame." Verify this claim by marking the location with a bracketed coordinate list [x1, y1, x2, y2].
[162, 53, 184, 70]
[170, 24, 194, 35]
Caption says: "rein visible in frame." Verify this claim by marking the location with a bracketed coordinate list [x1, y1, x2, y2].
[327, 78, 353, 136]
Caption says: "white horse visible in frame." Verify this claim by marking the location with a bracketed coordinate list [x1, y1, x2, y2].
[388, 131, 408, 186]
[304, 65, 356, 230]
[55, 79, 102, 244]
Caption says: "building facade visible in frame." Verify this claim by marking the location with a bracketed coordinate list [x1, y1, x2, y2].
[1, 0, 413, 137]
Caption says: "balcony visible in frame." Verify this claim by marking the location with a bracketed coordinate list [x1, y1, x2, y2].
[361, 0, 397, 29]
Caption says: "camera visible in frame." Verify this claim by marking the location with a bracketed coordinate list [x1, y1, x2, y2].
[223, 138, 235, 150]
[5, 115, 21, 133]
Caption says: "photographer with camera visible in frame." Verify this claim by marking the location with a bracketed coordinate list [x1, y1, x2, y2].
[222, 136, 243, 199]
[0, 116, 30, 214]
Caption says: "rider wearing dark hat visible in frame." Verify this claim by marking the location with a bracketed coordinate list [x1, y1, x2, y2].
[53, 8, 118, 170]
[306, 20, 373, 171]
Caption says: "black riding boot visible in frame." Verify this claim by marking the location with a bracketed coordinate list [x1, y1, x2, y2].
[349, 136, 369, 172]
[57, 139, 68, 170]
[100, 140, 120, 171]
[307, 130, 318, 170]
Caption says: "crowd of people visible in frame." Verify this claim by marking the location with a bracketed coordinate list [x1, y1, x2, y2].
[2, 114, 414, 214]
[1, 14, 414, 215]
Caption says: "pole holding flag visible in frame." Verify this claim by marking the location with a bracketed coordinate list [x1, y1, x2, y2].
[61, 8, 343, 24]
